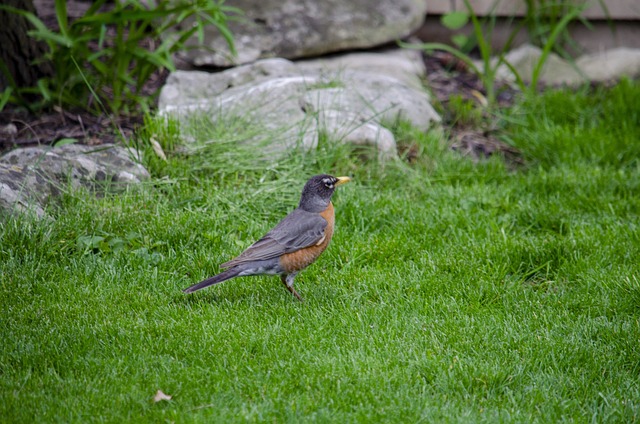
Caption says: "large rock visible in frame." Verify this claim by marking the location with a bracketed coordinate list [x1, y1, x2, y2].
[0, 143, 149, 218]
[159, 50, 441, 160]
[180, 0, 428, 67]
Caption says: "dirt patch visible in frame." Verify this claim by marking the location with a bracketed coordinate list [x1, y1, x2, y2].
[0, 108, 145, 150]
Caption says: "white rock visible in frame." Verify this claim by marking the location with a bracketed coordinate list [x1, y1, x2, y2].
[493, 44, 583, 85]
[492, 44, 640, 86]
[576, 48, 640, 82]
[159, 52, 441, 159]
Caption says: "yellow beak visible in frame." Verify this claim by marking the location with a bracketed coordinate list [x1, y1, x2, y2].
[335, 176, 352, 186]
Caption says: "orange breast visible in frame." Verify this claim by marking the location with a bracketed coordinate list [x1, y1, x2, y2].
[280, 202, 335, 274]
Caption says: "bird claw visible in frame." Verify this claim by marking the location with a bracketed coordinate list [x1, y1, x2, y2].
[281, 274, 303, 301]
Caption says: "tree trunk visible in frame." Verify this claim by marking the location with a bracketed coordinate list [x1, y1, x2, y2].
[0, 0, 52, 91]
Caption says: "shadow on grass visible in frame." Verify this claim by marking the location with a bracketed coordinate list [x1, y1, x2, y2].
[167, 279, 309, 308]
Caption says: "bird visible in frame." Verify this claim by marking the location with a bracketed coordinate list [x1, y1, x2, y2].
[183, 174, 351, 301]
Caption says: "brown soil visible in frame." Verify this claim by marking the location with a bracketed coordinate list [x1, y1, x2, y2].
[418, 51, 524, 166]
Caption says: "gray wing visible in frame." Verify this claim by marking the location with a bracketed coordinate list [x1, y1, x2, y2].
[220, 208, 327, 268]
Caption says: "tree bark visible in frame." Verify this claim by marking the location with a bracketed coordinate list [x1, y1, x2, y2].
[0, 0, 52, 91]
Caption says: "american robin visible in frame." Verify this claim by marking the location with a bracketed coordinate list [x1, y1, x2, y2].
[183, 174, 351, 301]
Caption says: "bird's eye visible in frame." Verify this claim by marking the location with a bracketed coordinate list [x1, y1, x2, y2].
[322, 178, 335, 189]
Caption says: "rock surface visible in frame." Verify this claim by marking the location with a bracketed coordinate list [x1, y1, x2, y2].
[0, 144, 149, 218]
[575, 48, 640, 82]
[493, 45, 640, 86]
[180, 0, 428, 67]
[296, 49, 427, 90]
[160, 49, 440, 160]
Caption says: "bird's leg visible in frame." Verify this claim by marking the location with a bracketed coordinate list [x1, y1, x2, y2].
[280, 273, 303, 302]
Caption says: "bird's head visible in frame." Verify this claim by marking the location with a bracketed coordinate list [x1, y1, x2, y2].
[298, 174, 351, 212]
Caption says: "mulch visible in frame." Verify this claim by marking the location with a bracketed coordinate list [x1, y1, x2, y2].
[0, 109, 145, 150]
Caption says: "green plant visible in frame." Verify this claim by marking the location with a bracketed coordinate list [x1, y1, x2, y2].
[0, 0, 239, 115]
[446, 94, 485, 127]
[401, 0, 523, 107]
[401, 0, 585, 106]
[440, 10, 472, 50]
[526, 5, 585, 90]
[523, 0, 609, 56]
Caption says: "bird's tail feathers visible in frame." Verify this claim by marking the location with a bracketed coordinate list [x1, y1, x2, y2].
[183, 267, 241, 294]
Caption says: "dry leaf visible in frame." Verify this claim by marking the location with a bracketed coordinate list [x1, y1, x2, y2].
[153, 389, 172, 402]
[470, 89, 488, 108]
[150, 136, 167, 161]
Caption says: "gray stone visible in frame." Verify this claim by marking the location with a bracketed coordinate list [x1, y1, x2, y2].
[576, 48, 640, 82]
[0, 144, 149, 218]
[158, 58, 299, 108]
[492, 44, 583, 85]
[493, 44, 640, 86]
[301, 70, 438, 131]
[159, 52, 441, 159]
[180, 0, 428, 67]
[0, 165, 49, 218]
[314, 110, 397, 161]
[296, 48, 427, 90]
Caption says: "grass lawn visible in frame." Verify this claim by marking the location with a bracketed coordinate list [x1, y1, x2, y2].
[1, 79, 639, 422]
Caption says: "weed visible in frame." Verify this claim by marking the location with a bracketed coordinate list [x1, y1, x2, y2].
[401, 0, 586, 105]
[0, 0, 239, 115]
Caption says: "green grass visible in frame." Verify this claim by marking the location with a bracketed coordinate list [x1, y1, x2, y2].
[1, 79, 640, 422]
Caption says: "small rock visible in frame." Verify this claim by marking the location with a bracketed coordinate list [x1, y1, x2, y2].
[0, 123, 18, 137]
[492, 44, 583, 85]
[576, 48, 640, 82]
[492, 44, 640, 86]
